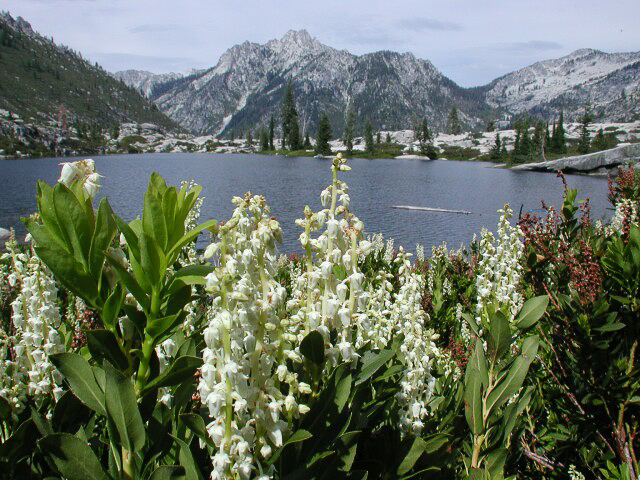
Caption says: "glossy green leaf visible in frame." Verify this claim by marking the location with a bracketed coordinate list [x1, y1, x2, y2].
[141, 355, 202, 395]
[34, 244, 100, 308]
[50, 353, 106, 416]
[515, 295, 549, 330]
[144, 191, 168, 251]
[180, 414, 211, 444]
[336, 431, 360, 472]
[487, 311, 510, 364]
[166, 219, 218, 265]
[485, 336, 539, 415]
[104, 363, 145, 452]
[140, 231, 165, 286]
[36, 180, 65, 245]
[53, 182, 93, 267]
[462, 312, 480, 337]
[145, 313, 180, 341]
[150, 466, 186, 480]
[38, 433, 110, 480]
[101, 284, 124, 331]
[170, 435, 202, 480]
[88, 198, 116, 280]
[106, 255, 150, 313]
[267, 429, 313, 465]
[113, 214, 140, 261]
[165, 264, 214, 295]
[86, 330, 129, 371]
[593, 322, 626, 332]
[355, 348, 395, 386]
[397, 436, 427, 476]
[300, 330, 325, 364]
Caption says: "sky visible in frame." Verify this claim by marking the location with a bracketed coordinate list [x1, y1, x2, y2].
[2, 0, 639, 87]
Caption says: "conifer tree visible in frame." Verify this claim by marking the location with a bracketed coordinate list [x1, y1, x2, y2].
[557, 111, 567, 153]
[316, 113, 332, 155]
[447, 106, 462, 135]
[418, 117, 436, 158]
[344, 106, 356, 155]
[491, 132, 502, 160]
[303, 131, 312, 149]
[268, 115, 275, 150]
[246, 129, 253, 147]
[376, 132, 381, 144]
[281, 80, 299, 150]
[364, 118, 374, 154]
[578, 107, 592, 155]
[386, 132, 392, 143]
[260, 126, 269, 151]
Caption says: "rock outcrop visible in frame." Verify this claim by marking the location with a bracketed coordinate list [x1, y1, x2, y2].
[511, 143, 640, 173]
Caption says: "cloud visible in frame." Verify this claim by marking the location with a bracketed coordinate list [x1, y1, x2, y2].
[127, 24, 180, 34]
[501, 40, 563, 53]
[397, 17, 462, 33]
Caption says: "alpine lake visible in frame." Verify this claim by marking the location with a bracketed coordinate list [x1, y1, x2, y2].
[0, 153, 611, 255]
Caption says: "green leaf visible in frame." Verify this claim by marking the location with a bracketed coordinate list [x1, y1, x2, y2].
[86, 330, 129, 371]
[423, 433, 450, 454]
[397, 436, 427, 476]
[36, 180, 65, 245]
[140, 231, 166, 286]
[106, 254, 150, 313]
[0, 396, 11, 421]
[503, 386, 534, 444]
[485, 336, 539, 415]
[150, 466, 186, 480]
[53, 182, 93, 267]
[113, 214, 140, 261]
[162, 187, 178, 242]
[102, 284, 124, 331]
[141, 355, 202, 395]
[34, 244, 101, 308]
[166, 219, 218, 265]
[145, 313, 180, 341]
[336, 431, 360, 472]
[267, 429, 313, 465]
[466, 338, 489, 388]
[515, 295, 549, 330]
[355, 348, 395, 386]
[31, 407, 53, 436]
[300, 330, 325, 364]
[487, 311, 510, 364]
[144, 191, 168, 251]
[50, 353, 106, 416]
[462, 312, 480, 337]
[165, 264, 214, 295]
[486, 448, 507, 478]
[23, 216, 68, 253]
[88, 198, 116, 280]
[104, 363, 145, 452]
[170, 435, 202, 480]
[464, 366, 484, 435]
[180, 414, 212, 446]
[38, 433, 110, 480]
[593, 322, 626, 332]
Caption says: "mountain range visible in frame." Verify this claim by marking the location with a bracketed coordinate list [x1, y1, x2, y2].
[0, 12, 178, 131]
[1, 10, 638, 140]
[114, 30, 640, 137]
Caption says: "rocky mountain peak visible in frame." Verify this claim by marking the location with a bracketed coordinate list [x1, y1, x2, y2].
[1, 11, 37, 39]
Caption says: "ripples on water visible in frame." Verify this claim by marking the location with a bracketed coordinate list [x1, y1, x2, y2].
[0, 153, 611, 255]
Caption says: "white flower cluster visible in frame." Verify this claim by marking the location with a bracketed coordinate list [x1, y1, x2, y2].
[605, 198, 638, 236]
[0, 239, 65, 415]
[58, 158, 101, 199]
[368, 233, 385, 257]
[416, 243, 425, 263]
[392, 248, 440, 436]
[198, 193, 301, 480]
[181, 180, 205, 336]
[475, 205, 524, 326]
[155, 338, 177, 407]
[286, 154, 373, 365]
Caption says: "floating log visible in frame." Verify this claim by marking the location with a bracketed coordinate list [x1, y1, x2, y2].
[391, 205, 472, 215]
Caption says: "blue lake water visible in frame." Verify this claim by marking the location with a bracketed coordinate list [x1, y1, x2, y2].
[0, 153, 611, 254]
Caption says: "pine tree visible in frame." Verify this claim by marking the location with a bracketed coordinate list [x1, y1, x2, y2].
[281, 80, 299, 150]
[303, 132, 312, 149]
[376, 132, 381, 144]
[260, 126, 269, 151]
[418, 117, 436, 158]
[364, 118, 374, 154]
[578, 107, 592, 155]
[344, 106, 356, 155]
[268, 115, 275, 150]
[246, 129, 253, 147]
[386, 132, 392, 143]
[491, 132, 502, 160]
[557, 111, 567, 153]
[447, 106, 462, 135]
[316, 113, 332, 155]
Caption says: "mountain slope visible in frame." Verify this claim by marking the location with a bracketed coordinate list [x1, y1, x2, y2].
[140, 30, 489, 136]
[485, 48, 640, 121]
[0, 12, 179, 130]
